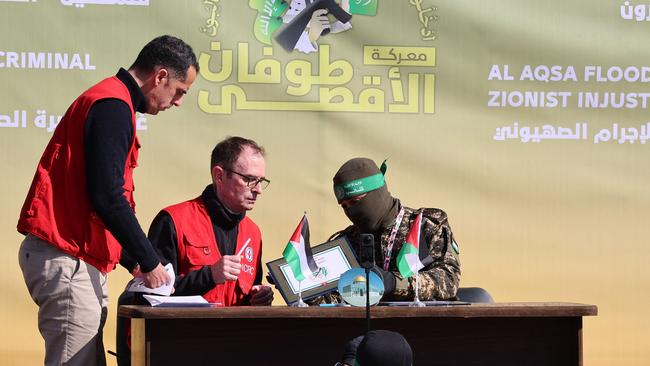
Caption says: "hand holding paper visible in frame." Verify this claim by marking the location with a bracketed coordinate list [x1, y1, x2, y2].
[128, 263, 175, 296]
[142, 263, 171, 288]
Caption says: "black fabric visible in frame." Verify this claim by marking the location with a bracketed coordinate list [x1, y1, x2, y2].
[356, 330, 413, 366]
[86, 68, 159, 272]
[202, 184, 243, 256]
[343, 186, 398, 235]
[372, 266, 396, 295]
[341, 335, 364, 365]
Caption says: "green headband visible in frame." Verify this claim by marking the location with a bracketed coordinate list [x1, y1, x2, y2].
[334, 172, 385, 201]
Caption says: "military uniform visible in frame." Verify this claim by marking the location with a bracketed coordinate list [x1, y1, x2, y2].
[321, 157, 461, 305]
[320, 203, 460, 303]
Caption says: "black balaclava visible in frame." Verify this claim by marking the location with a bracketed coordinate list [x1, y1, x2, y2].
[333, 158, 398, 234]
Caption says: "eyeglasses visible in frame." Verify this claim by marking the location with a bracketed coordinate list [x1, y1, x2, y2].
[223, 167, 270, 190]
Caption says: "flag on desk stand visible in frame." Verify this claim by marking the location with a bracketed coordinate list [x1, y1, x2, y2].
[396, 211, 433, 307]
[282, 214, 319, 307]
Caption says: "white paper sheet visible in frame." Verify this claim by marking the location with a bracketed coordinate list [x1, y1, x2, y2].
[127, 263, 175, 296]
[142, 295, 212, 307]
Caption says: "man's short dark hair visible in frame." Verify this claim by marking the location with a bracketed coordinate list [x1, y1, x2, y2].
[130, 35, 199, 81]
[211, 136, 265, 171]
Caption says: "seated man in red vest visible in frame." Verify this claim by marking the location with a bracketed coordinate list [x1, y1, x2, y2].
[116, 136, 273, 365]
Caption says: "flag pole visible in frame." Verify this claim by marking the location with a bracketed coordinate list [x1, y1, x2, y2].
[285, 212, 314, 308]
[294, 279, 308, 308]
[410, 272, 425, 307]
[365, 266, 371, 333]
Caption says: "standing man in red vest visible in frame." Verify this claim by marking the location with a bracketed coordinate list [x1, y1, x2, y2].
[17, 35, 198, 366]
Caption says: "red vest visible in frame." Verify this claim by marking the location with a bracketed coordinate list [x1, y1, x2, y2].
[17, 76, 139, 273]
[164, 197, 262, 306]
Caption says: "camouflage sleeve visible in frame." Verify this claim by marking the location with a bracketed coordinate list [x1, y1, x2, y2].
[306, 292, 342, 305]
[390, 208, 461, 301]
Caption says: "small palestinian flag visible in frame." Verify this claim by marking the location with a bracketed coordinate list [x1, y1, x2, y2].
[283, 214, 319, 282]
[397, 211, 434, 278]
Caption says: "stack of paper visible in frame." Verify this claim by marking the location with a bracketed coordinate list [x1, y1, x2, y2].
[143, 295, 212, 307]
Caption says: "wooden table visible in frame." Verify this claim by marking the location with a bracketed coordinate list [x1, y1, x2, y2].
[119, 302, 597, 366]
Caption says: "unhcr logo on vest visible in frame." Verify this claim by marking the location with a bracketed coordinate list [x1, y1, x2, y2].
[0, 51, 96, 70]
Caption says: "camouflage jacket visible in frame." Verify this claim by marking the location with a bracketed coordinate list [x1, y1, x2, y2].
[314, 204, 461, 303]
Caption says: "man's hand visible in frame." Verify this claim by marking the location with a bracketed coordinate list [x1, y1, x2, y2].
[142, 263, 171, 289]
[131, 264, 142, 277]
[308, 9, 330, 42]
[372, 266, 396, 295]
[249, 285, 274, 306]
[210, 255, 241, 284]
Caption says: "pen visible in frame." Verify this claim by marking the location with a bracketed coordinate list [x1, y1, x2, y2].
[236, 238, 251, 257]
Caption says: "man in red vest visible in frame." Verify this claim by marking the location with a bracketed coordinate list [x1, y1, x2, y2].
[17, 35, 198, 366]
[116, 136, 273, 365]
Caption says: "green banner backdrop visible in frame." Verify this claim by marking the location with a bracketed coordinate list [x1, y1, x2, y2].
[1, 1, 648, 365]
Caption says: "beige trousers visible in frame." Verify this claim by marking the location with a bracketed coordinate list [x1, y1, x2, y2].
[19, 234, 108, 366]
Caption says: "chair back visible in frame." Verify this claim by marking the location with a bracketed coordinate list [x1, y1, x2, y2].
[457, 287, 494, 303]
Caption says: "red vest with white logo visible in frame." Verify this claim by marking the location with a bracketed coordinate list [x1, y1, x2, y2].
[17, 76, 140, 273]
[164, 197, 262, 306]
